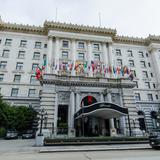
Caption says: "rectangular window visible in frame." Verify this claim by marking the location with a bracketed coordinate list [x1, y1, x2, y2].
[116, 49, 121, 56]
[148, 62, 151, 67]
[5, 39, 12, 46]
[128, 50, 133, 57]
[35, 41, 41, 49]
[18, 51, 25, 59]
[145, 82, 150, 89]
[33, 52, 40, 60]
[117, 59, 123, 66]
[78, 53, 84, 60]
[0, 61, 7, 69]
[142, 71, 148, 78]
[129, 60, 134, 67]
[130, 70, 136, 77]
[28, 89, 36, 97]
[0, 74, 4, 81]
[62, 51, 68, 59]
[11, 88, 19, 97]
[134, 81, 138, 88]
[44, 44, 47, 48]
[30, 75, 36, 84]
[135, 93, 141, 101]
[14, 75, 21, 83]
[147, 94, 153, 101]
[153, 83, 156, 88]
[156, 95, 158, 100]
[62, 40, 69, 48]
[93, 44, 99, 51]
[16, 62, 23, 70]
[140, 61, 146, 68]
[20, 40, 27, 47]
[150, 72, 153, 77]
[78, 42, 85, 49]
[94, 54, 100, 61]
[2, 50, 10, 58]
[146, 53, 149, 57]
[139, 51, 144, 58]
[32, 63, 39, 71]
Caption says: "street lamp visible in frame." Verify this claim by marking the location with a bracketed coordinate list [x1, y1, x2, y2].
[38, 108, 47, 136]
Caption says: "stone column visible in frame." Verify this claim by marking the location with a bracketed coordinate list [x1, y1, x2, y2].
[102, 43, 109, 66]
[76, 92, 80, 112]
[108, 91, 117, 136]
[108, 42, 113, 66]
[54, 37, 60, 74]
[71, 39, 76, 76]
[46, 36, 53, 73]
[100, 92, 104, 102]
[53, 92, 58, 137]
[69, 90, 75, 137]
[87, 41, 93, 77]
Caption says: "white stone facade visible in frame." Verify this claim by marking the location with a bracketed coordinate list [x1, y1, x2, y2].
[0, 20, 160, 137]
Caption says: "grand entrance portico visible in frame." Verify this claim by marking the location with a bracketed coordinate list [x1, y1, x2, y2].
[40, 74, 140, 138]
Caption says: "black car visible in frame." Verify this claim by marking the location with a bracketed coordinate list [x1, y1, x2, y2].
[149, 129, 160, 149]
[5, 130, 18, 139]
[22, 130, 35, 139]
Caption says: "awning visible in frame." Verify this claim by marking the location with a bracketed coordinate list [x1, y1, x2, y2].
[74, 102, 128, 119]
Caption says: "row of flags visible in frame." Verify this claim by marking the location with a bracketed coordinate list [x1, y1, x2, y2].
[35, 59, 134, 81]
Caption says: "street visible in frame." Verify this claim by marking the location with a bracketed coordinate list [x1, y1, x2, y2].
[0, 139, 159, 160]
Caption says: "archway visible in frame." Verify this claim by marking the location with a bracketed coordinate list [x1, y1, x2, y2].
[80, 95, 97, 107]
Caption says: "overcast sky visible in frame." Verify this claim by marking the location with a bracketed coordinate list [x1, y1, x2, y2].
[0, 0, 159, 37]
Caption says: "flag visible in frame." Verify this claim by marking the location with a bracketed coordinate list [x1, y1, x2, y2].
[109, 66, 112, 74]
[91, 61, 95, 72]
[129, 72, 134, 81]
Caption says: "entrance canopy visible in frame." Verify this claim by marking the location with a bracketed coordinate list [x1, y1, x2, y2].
[74, 102, 128, 119]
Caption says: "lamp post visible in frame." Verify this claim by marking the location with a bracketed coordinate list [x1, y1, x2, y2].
[38, 108, 47, 136]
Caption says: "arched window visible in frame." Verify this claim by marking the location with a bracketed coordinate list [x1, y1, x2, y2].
[138, 111, 146, 131]
[151, 111, 157, 129]
[81, 96, 97, 107]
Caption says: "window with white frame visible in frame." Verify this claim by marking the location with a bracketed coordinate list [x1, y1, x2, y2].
[28, 89, 36, 97]
[0, 61, 7, 69]
[94, 54, 100, 61]
[11, 88, 19, 97]
[5, 39, 12, 46]
[2, 50, 10, 58]
[139, 51, 144, 58]
[32, 63, 39, 71]
[142, 71, 148, 78]
[18, 51, 25, 59]
[135, 93, 141, 101]
[147, 94, 153, 101]
[0, 74, 4, 81]
[33, 52, 40, 60]
[62, 51, 68, 59]
[62, 40, 69, 48]
[148, 62, 151, 67]
[93, 43, 99, 51]
[129, 60, 134, 67]
[140, 61, 146, 68]
[116, 49, 121, 56]
[16, 62, 23, 70]
[35, 41, 41, 49]
[78, 52, 84, 60]
[133, 81, 138, 88]
[20, 40, 27, 47]
[30, 75, 36, 84]
[117, 59, 123, 66]
[150, 72, 153, 77]
[128, 50, 133, 57]
[78, 42, 85, 49]
[145, 82, 150, 89]
[153, 83, 156, 88]
[14, 75, 21, 83]
[130, 70, 136, 77]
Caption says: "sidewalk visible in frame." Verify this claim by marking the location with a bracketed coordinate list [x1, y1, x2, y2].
[39, 143, 151, 153]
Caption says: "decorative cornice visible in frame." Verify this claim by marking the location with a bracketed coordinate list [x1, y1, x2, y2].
[44, 21, 117, 37]
[114, 35, 146, 45]
[0, 21, 45, 35]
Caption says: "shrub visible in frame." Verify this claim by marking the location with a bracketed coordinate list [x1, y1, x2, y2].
[0, 127, 6, 138]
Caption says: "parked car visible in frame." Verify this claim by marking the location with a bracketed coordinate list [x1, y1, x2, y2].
[22, 130, 35, 139]
[5, 130, 18, 139]
[149, 129, 160, 149]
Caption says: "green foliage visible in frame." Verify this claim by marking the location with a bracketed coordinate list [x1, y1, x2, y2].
[0, 127, 6, 137]
[0, 94, 38, 134]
